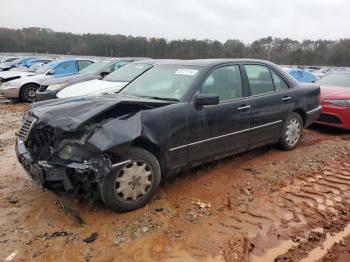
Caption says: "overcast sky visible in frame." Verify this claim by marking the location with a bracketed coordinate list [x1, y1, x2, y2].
[0, 0, 349, 43]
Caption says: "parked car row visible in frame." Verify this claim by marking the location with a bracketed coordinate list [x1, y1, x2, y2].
[14, 58, 324, 212]
[0, 58, 96, 102]
[37, 57, 150, 100]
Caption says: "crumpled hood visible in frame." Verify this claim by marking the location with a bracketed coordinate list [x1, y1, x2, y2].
[320, 85, 350, 100]
[57, 79, 128, 98]
[0, 70, 36, 80]
[30, 94, 169, 132]
[41, 73, 95, 86]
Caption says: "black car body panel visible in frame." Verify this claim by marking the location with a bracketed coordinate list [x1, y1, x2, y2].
[16, 59, 321, 203]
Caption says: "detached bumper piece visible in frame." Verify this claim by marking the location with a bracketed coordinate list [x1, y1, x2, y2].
[36, 89, 59, 101]
[16, 138, 98, 196]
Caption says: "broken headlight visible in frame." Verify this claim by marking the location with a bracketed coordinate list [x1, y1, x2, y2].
[59, 144, 73, 160]
[58, 143, 93, 162]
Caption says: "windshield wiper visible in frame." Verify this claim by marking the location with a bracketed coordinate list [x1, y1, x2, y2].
[140, 96, 179, 102]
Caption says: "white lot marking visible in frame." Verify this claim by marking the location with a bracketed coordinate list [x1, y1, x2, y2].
[4, 250, 17, 261]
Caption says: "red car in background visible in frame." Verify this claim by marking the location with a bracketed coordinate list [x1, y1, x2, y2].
[316, 71, 350, 130]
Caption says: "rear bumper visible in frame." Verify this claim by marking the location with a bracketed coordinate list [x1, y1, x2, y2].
[305, 106, 322, 127]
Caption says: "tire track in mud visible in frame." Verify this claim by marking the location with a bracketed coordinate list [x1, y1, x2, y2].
[244, 159, 350, 261]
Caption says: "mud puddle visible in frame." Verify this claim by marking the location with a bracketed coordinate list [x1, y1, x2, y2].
[250, 240, 298, 262]
[301, 224, 350, 262]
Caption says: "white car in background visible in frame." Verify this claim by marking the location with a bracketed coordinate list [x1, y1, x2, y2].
[57, 60, 172, 99]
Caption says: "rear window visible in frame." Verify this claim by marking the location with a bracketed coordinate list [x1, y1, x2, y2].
[245, 65, 274, 95]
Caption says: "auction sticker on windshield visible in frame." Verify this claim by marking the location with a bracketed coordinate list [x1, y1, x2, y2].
[175, 69, 198, 76]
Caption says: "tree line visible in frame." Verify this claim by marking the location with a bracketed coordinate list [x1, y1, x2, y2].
[0, 27, 349, 66]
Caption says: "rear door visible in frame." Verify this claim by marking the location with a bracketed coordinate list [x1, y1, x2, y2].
[243, 64, 294, 148]
[186, 64, 251, 164]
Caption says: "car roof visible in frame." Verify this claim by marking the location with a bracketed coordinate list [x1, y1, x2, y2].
[50, 57, 95, 65]
[328, 70, 350, 74]
[157, 58, 279, 67]
[129, 59, 180, 66]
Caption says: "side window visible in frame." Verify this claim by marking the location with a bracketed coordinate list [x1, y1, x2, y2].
[54, 61, 77, 75]
[114, 61, 129, 70]
[245, 65, 274, 95]
[104, 61, 129, 73]
[78, 60, 93, 71]
[271, 71, 289, 91]
[201, 65, 243, 102]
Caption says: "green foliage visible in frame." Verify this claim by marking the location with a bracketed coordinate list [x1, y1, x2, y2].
[0, 27, 348, 66]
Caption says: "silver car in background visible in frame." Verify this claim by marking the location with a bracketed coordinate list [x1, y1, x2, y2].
[0, 58, 94, 102]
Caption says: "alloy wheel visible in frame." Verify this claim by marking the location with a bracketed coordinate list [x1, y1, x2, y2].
[24, 86, 37, 102]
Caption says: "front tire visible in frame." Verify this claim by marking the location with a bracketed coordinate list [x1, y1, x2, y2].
[279, 113, 303, 151]
[100, 147, 161, 212]
[20, 84, 38, 103]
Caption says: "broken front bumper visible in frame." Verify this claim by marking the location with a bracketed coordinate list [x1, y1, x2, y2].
[15, 138, 96, 194]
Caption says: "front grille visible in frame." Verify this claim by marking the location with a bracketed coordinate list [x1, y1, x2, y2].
[317, 113, 342, 124]
[18, 114, 37, 142]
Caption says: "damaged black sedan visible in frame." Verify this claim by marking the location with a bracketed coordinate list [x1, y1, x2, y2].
[16, 59, 321, 212]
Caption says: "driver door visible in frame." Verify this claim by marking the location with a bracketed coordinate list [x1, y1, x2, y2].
[186, 64, 251, 164]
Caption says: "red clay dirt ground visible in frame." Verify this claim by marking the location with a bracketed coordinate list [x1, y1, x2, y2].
[1, 101, 350, 262]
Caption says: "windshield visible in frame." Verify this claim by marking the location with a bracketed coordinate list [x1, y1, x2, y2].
[120, 65, 202, 101]
[28, 63, 43, 71]
[3, 57, 17, 63]
[317, 72, 350, 88]
[35, 61, 55, 74]
[104, 63, 153, 82]
[79, 61, 109, 74]
[9, 58, 23, 65]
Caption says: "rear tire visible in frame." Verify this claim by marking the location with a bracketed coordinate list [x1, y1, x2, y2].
[279, 113, 303, 151]
[20, 84, 39, 103]
[100, 147, 161, 212]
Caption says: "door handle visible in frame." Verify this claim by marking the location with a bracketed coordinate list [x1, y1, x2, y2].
[237, 105, 251, 111]
[282, 96, 292, 102]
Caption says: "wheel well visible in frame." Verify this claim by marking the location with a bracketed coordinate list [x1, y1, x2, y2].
[19, 83, 39, 99]
[131, 138, 166, 175]
[132, 138, 159, 160]
[293, 108, 306, 125]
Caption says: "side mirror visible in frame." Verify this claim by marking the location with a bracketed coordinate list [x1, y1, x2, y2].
[195, 94, 219, 106]
[98, 71, 109, 79]
[47, 69, 55, 75]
